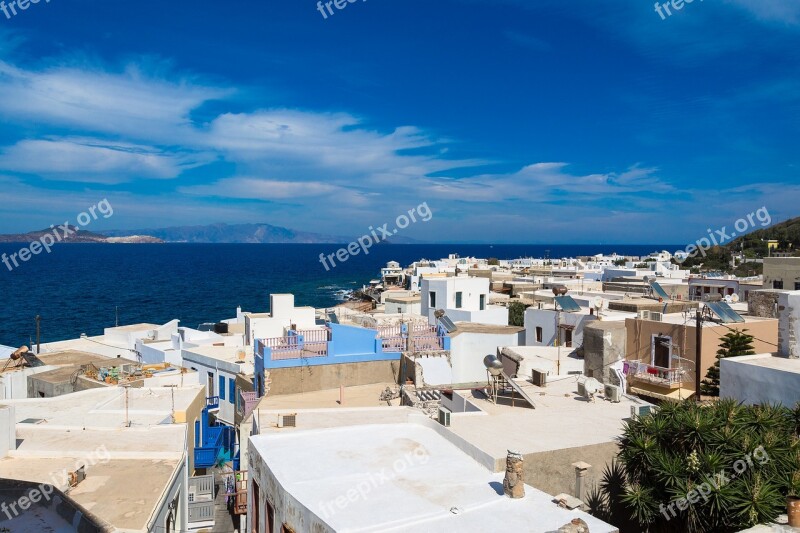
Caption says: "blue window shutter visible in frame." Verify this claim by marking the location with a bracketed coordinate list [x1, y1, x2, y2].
[219, 375, 226, 400]
[229, 378, 235, 404]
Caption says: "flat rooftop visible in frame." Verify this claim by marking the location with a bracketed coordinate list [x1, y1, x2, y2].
[446, 377, 643, 460]
[183, 344, 254, 367]
[252, 422, 615, 532]
[2, 386, 204, 428]
[106, 323, 160, 332]
[0, 455, 180, 531]
[255, 383, 399, 410]
[36, 336, 136, 359]
[451, 322, 525, 336]
[724, 353, 800, 373]
[501, 346, 584, 376]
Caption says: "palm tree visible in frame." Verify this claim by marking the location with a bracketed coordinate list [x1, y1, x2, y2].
[700, 329, 755, 397]
[589, 400, 798, 532]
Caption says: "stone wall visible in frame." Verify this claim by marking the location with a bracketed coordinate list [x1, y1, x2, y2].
[749, 289, 781, 318]
[266, 359, 399, 396]
[583, 321, 626, 383]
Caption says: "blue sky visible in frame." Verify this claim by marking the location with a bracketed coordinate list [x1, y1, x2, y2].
[0, 0, 797, 243]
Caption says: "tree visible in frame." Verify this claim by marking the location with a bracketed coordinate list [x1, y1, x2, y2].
[508, 301, 527, 327]
[700, 329, 755, 397]
[588, 400, 800, 533]
[487, 257, 499, 266]
[613, 259, 627, 266]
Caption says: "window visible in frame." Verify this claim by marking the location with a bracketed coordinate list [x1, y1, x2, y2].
[795, 282, 800, 291]
[479, 294, 486, 310]
[535, 327, 543, 343]
[774, 280, 784, 289]
[195, 420, 200, 447]
[651, 335, 672, 369]
[229, 378, 235, 404]
[564, 328, 573, 348]
[207, 372, 214, 397]
[455, 291, 463, 308]
[219, 375, 226, 401]
[429, 292, 436, 308]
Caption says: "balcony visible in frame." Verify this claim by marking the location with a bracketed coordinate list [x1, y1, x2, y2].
[195, 426, 225, 468]
[206, 396, 220, 410]
[628, 361, 691, 390]
[188, 474, 214, 528]
[260, 330, 330, 362]
[240, 391, 259, 419]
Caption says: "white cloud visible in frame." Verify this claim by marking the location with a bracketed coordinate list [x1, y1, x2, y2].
[0, 61, 229, 143]
[180, 177, 346, 200]
[0, 138, 207, 183]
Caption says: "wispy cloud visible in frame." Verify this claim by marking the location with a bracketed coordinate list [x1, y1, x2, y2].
[0, 138, 209, 183]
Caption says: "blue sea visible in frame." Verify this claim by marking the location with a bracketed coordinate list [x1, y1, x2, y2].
[0, 243, 675, 347]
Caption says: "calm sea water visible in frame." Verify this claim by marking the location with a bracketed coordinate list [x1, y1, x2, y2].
[0, 243, 675, 347]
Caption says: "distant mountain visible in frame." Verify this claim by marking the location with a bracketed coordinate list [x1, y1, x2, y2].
[0, 225, 162, 244]
[100, 222, 424, 244]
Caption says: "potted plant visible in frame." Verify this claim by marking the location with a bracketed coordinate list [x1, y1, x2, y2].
[788, 472, 800, 527]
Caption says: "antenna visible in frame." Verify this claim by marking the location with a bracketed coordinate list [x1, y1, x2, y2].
[35, 315, 41, 354]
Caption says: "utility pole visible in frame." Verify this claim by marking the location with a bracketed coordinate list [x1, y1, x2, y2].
[695, 308, 703, 402]
[35, 315, 41, 354]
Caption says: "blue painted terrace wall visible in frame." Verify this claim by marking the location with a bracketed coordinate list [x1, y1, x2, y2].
[258, 323, 402, 370]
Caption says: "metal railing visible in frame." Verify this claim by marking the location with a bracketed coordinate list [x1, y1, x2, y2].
[628, 361, 691, 387]
[188, 500, 215, 523]
[409, 335, 444, 351]
[188, 475, 214, 499]
[240, 391, 259, 417]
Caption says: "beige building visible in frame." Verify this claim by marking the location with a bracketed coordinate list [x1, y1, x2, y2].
[624, 312, 778, 400]
[763, 257, 800, 291]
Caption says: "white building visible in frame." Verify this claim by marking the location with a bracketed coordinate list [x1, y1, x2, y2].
[384, 294, 421, 315]
[421, 277, 508, 325]
[721, 290, 800, 405]
[0, 384, 205, 532]
[182, 344, 254, 426]
[247, 410, 616, 533]
[413, 323, 525, 386]
[244, 294, 319, 345]
[136, 325, 245, 366]
[524, 303, 598, 350]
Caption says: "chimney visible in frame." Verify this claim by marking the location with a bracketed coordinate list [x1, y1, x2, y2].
[503, 450, 525, 498]
[778, 291, 800, 358]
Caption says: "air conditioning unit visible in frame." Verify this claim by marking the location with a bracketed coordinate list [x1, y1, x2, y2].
[638, 310, 651, 320]
[604, 384, 621, 403]
[650, 312, 663, 322]
[277, 413, 297, 428]
[531, 369, 547, 388]
[438, 407, 451, 427]
[630, 404, 656, 419]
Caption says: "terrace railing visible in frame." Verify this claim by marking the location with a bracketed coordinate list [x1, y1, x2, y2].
[240, 391, 259, 418]
[628, 361, 692, 388]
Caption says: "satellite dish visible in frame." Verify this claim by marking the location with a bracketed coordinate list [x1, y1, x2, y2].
[731, 294, 740, 303]
[593, 297, 604, 310]
[483, 354, 503, 376]
[434, 309, 445, 319]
